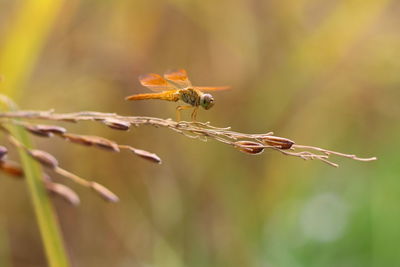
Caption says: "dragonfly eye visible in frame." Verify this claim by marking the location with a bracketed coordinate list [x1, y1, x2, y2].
[200, 94, 214, 110]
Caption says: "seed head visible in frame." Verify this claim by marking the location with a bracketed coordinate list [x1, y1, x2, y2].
[29, 149, 59, 168]
[261, 136, 294, 149]
[90, 182, 119, 202]
[128, 147, 162, 164]
[234, 141, 265, 155]
[103, 118, 131, 131]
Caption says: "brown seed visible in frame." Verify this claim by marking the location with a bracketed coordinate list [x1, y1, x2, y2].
[103, 118, 131, 131]
[90, 182, 119, 202]
[0, 160, 24, 177]
[0, 146, 7, 160]
[62, 133, 94, 146]
[25, 125, 67, 137]
[45, 182, 80, 206]
[36, 125, 67, 135]
[234, 141, 265, 155]
[261, 136, 294, 149]
[25, 125, 52, 137]
[128, 147, 162, 164]
[29, 149, 59, 168]
[62, 134, 119, 152]
[90, 136, 120, 152]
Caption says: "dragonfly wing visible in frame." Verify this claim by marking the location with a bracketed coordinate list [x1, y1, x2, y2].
[139, 73, 176, 92]
[193, 86, 231, 92]
[164, 69, 192, 89]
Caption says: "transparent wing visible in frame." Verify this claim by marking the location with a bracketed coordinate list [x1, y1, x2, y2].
[163, 69, 192, 89]
[139, 73, 176, 92]
[193, 86, 231, 92]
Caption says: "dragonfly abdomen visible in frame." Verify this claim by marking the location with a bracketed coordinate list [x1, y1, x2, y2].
[125, 91, 180, 102]
[179, 88, 201, 106]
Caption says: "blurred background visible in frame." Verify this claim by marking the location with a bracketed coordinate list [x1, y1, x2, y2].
[0, 0, 399, 266]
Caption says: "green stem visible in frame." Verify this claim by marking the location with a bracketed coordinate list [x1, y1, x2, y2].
[10, 124, 70, 267]
[1, 97, 70, 266]
[0, 0, 69, 264]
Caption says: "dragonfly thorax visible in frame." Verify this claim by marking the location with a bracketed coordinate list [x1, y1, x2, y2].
[179, 88, 214, 110]
[179, 88, 201, 107]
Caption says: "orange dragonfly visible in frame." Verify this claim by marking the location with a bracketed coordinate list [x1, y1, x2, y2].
[125, 69, 230, 121]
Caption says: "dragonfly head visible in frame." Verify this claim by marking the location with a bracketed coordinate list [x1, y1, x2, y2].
[200, 94, 214, 110]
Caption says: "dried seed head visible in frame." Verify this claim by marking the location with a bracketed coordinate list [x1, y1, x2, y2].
[234, 141, 265, 155]
[63, 133, 94, 146]
[62, 134, 119, 152]
[36, 125, 66, 135]
[90, 182, 119, 202]
[45, 182, 80, 206]
[29, 149, 59, 168]
[24, 125, 52, 137]
[0, 160, 24, 177]
[90, 136, 120, 152]
[0, 146, 8, 160]
[261, 136, 294, 149]
[103, 118, 131, 131]
[128, 147, 162, 164]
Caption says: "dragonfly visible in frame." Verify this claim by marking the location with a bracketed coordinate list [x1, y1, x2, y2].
[125, 69, 230, 121]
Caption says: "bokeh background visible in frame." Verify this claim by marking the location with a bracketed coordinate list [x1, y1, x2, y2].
[1, 0, 399, 266]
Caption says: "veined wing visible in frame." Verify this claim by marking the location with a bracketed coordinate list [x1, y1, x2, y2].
[164, 69, 192, 89]
[139, 73, 176, 92]
[193, 86, 231, 92]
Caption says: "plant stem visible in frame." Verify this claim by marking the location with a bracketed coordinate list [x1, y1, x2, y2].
[0, 0, 69, 264]
[1, 97, 70, 267]
[10, 124, 70, 267]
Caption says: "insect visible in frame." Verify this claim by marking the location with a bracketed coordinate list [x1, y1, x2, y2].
[125, 69, 230, 121]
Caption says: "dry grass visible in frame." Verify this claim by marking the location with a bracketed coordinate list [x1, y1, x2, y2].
[0, 95, 377, 205]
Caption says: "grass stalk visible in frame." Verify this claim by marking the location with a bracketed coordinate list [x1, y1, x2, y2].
[0, 0, 69, 265]
[10, 124, 70, 267]
[1, 98, 70, 267]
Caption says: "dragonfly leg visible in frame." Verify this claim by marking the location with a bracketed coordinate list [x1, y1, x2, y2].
[191, 107, 199, 122]
[176, 105, 193, 121]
